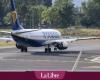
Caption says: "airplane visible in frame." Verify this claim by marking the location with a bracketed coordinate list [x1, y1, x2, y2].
[9, 0, 75, 53]
[0, 36, 13, 42]
[0, 31, 13, 42]
[2, 0, 99, 53]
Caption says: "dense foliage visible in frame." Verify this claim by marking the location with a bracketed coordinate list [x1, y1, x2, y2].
[1, 0, 100, 28]
[42, 0, 75, 28]
[80, 0, 100, 27]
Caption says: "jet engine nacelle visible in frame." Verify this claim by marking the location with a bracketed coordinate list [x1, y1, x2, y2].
[55, 41, 68, 50]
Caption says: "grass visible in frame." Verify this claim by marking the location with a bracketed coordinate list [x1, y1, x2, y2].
[0, 29, 12, 37]
[0, 41, 15, 47]
[0, 29, 12, 32]
[1, 28, 100, 36]
[0, 29, 14, 47]
[58, 28, 100, 36]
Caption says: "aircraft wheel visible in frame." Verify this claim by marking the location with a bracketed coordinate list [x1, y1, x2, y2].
[54, 47, 57, 51]
[48, 48, 51, 53]
[45, 48, 51, 53]
[21, 47, 27, 52]
[21, 48, 24, 52]
[45, 48, 48, 53]
[24, 47, 28, 52]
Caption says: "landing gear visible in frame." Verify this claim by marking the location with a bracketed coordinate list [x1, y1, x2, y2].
[45, 45, 51, 53]
[45, 48, 51, 53]
[54, 47, 57, 51]
[21, 47, 27, 52]
[16, 44, 28, 52]
[45, 48, 48, 53]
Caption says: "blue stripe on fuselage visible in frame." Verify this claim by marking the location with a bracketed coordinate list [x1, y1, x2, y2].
[11, 34, 45, 47]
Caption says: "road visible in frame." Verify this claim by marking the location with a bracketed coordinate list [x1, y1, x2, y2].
[0, 39, 100, 71]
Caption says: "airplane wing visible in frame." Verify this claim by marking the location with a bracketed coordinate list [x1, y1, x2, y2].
[43, 36, 100, 46]
[43, 38, 76, 46]
[0, 31, 11, 34]
[75, 37, 100, 40]
[0, 31, 13, 42]
[42, 36, 100, 50]
[0, 37, 14, 42]
[63, 36, 100, 41]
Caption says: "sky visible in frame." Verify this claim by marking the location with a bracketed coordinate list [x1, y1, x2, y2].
[52, 0, 88, 7]
[73, 0, 88, 7]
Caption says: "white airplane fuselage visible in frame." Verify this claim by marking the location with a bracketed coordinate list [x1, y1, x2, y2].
[11, 29, 62, 47]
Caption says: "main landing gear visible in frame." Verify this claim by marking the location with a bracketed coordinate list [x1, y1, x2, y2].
[54, 47, 57, 51]
[45, 48, 51, 53]
[45, 45, 58, 53]
[45, 45, 51, 53]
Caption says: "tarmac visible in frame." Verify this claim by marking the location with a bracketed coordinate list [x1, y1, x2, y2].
[0, 39, 100, 71]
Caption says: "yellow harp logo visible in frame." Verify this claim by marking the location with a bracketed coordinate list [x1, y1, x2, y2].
[11, 11, 17, 23]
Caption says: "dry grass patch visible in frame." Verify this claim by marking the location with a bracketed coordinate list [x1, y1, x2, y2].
[0, 41, 15, 47]
[58, 28, 100, 36]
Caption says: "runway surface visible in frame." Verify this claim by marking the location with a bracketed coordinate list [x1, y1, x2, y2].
[0, 39, 100, 71]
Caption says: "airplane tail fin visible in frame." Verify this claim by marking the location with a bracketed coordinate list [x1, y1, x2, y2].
[11, 0, 23, 30]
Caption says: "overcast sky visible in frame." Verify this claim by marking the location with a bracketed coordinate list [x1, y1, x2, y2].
[52, 0, 88, 7]
[73, 0, 88, 7]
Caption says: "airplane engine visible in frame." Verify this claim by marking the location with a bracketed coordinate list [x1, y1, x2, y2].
[55, 41, 68, 50]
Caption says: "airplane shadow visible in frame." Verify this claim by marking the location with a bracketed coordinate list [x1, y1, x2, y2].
[30, 51, 80, 56]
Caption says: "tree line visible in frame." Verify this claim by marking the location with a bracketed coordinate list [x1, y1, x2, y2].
[0, 0, 100, 28]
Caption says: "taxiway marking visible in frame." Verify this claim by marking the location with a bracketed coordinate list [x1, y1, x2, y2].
[72, 51, 82, 71]
[0, 58, 85, 63]
[91, 56, 100, 63]
[0, 46, 15, 49]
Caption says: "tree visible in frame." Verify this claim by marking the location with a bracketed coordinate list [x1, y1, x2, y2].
[29, 5, 47, 28]
[0, 0, 9, 25]
[42, 0, 75, 27]
[43, 0, 52, 7]
[81, 0, 100, 27]
[59, 0, 75, 27]
[1, 0, 76, 29]
[15, 0, 50, 28]
[42, 6, 61, 27]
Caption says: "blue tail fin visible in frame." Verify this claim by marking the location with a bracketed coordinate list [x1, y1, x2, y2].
[11, 0, 23, 30]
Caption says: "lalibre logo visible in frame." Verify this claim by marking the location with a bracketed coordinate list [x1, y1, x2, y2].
[11, 11, 17, 23]
[34, 71, 65, 80]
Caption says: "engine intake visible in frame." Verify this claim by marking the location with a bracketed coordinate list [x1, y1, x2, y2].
[55, 42, 68, 50]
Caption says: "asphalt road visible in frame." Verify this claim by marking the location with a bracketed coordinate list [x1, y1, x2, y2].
[0, 39, 100, 71]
